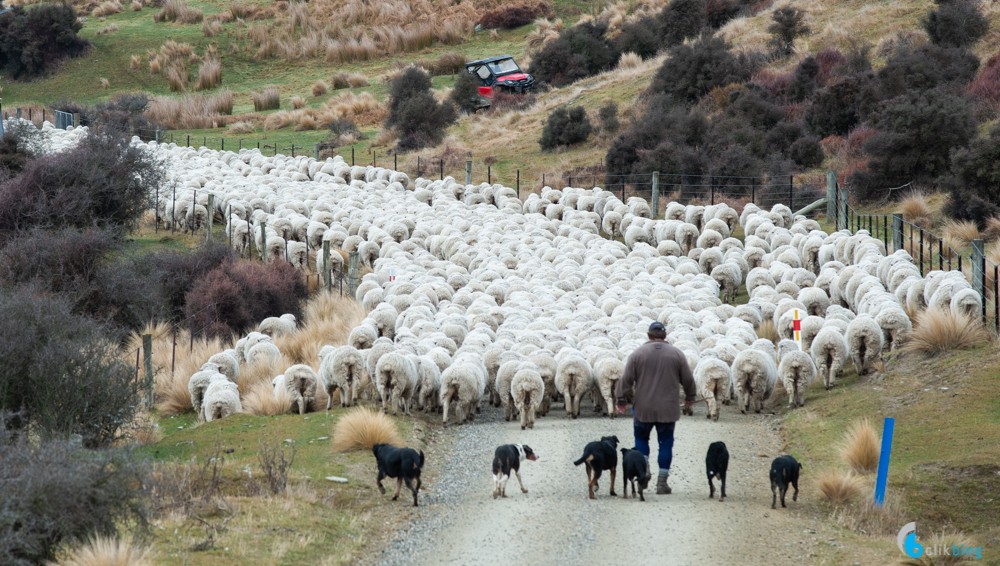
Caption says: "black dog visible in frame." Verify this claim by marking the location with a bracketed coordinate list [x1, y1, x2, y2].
[372, 443, 424, 507]
[492, 444, 538, 499]
[770, 454, 801, 509]
[573, 435, 619, 499]
[620, 447, 651, 501]
[706, 441, 729, 501]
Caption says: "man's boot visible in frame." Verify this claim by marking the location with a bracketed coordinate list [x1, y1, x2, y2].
[656, 472, 671, 495]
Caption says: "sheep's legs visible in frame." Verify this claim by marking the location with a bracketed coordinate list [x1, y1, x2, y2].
[705, 393, 718, 421]
[442, 395, 451, 426]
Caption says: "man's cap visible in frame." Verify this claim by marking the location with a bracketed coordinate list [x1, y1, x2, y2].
[648, 321, 666, 333]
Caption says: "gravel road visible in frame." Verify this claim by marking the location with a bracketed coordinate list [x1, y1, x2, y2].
[369, 402, 843, 566]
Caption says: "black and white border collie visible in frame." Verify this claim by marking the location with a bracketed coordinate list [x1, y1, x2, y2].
[492, 444, 538, 499]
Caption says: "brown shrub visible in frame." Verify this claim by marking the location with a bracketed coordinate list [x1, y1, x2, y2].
[817, 469, 865, 507]
[251, 86, 280, 111]
[145, 90, 234, 129]
[899, 191, 931, 224]
[903, 308, 991, 356]
[154, 0, 203, 23]
[312, 80, 328, 97]
[478, 0, 552, 29]
[193, 58, 222, 90]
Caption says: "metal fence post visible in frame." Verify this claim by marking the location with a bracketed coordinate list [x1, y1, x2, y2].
[439, 159, 444, 181]
[826, 171, 837, 220]
[142, 334, 154, 409]
[839, 186, 849, 231]
[516, 169, 520, 198]
[322, 241, 331, 292]
[347, 251, 360, 297]
[206, 194, 215, 241]
[260, 221, 267, 261]
[892, 214, 903, 252]
[972, 239, 986, 322]
[651, 171, 660, 219]
[751, 178, 756, 205]
[314, 143, 320, 160]
[465, 160, 472, 185]
[788, 174, 794, 210]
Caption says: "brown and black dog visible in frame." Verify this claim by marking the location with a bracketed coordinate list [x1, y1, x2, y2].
[372, 443, 424, 507]
[573, 435, 619, 499]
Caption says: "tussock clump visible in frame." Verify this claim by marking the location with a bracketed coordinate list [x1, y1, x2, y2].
[525, 18, 563, 52]
[616, 51, 642, 70]
[415, 51, 466, 76]
[131, 0, 142, 11]
[941, 220, 979, 251]
[129, 54, 141, 70]
[154, 0, 203, 23]
[227, 120, 257, 134]
[252, 86, 281, 111]
[54, 535, 153, 566]
[145, 90, 234, 129]
[840, 418, 879, 475]
[899, 192, 931, 225]
[194, 58, 222, 90]
[982, 217, 1000, 241]
[97, 24, 119, 35]
[333, 407, 403, 452]
[756, 319, 779, 343]
[817, 469, 865, 506]
[291, 95, 306, 109]
[99, 77, 110, 89]
[330, 71, 368, 89]
[92, 0, 123, 17]
[834, 489, 907, 536]
[275, 292, 366, 363]
[903, 308, 991, 356]
[312, 80, 329, 97]
[242, 379, 292, 416]
[202, 18, 223, 36]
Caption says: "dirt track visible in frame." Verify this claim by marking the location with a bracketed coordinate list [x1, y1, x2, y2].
[369, 402, 864, 566]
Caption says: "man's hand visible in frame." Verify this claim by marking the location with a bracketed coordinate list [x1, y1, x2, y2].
[615, 403, 627, 415]
[683, 399, 694, 416]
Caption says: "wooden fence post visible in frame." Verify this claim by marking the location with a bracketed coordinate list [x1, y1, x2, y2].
[838, 186, 849, 231]
[260, 221, 267, 261]
[347, 251, 360, 298]
[322, 241, 331, 292]
[826, 171, 837, 221]
[142, 334, 154, 409]
[206, 194, 214, 242]
[892, 213, 903, 253]
[972, 239, 986, 322]
[651, 171, 660, 219]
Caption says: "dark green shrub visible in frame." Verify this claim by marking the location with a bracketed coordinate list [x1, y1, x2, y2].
[0, 287, 141, 447]
[649, 34, 752, 102]
[724, 85, 784, 129]
[151, 241, 234, 322]
[183, 260, 308, 338]
[529, 21, 618, 87]
[613, 17, 660, 59]
[540, 106, 592, 150]
[923, 0, 988, 48]
[604, 98, 707, 177]
[790, 56, 819, 101]
[805, 74, 878, 137]
[597, 101, 620, 134]
[385, 66, 456, 151]
[657, 0, 708, 48]
[946, 121, 1000, 208]
[944, 188, 1000, 226]
[0, 4, 89, 79]
[767, 5, 809, 57]
[877, 44, 979, 100]
[789, 135, 824, 167]
[0, 434, 148, 565]
[449, 71, 481, 114]
[848, 86, 976, 201]
[705, 0, 748, 28]
[0, 132, 163, 235]
[54, 93, 160, 135]
[765, 120, 805, 154]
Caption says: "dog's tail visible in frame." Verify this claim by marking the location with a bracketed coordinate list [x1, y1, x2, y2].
[417, 450, 425, 470]
[573, 450, 592, 466]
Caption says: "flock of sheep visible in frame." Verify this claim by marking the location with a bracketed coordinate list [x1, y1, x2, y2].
[13, 120, 986, 426]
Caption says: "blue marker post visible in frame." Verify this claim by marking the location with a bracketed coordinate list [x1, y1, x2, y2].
[873, 416, 895, 507]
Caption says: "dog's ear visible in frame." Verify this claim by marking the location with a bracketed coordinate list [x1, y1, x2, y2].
[612, 435, 619, 445]
[620, 447, 628, 455]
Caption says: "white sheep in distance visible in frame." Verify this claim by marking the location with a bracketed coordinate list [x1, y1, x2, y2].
[555, 354, 595, 419]
[496, 356, 528, 422]
[246, 338, 281, 367]
[777, 340, 816, 408]
[440, 358, 487, 426]
[319, 345, 365, 409]
[592, 357, 624, 418]
[203, 375, 242, 422]
[810, 326, 848, 389]
[694, 357, 731, 421]
[530, 351, 558, 416]
[413, 355, 442, 413]
[188, 364, 226, 421]
[284, 364, 319, 415]
[375, 352, 418, 416]
[846, 314, 883, 376]
[511, 366, 545, 430]
[731, 348, 777, 414]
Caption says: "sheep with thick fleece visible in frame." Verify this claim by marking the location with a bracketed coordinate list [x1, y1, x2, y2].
[347, 322, 378, 350]
[246, 339, 281, 367]
[375, 352, 418, 416]
[208, 350, 240, 382]
[319, 345, 365, 409]
[810, 326, 848, 389]
[694, 357, 731, 421]
[711, 263, 742, 304]
[950, 288, 982, 320]
[258, 313, 297, 337]
[797, 287, 830, 317]
[440, 357, 487, 426]
[556, 353, 595, 419]
[188, 364, 227, 420]
[777, 340, 816, 408]
[593, 356, 625, 418]
[874, 307, 912, 352]
[203, 376, 242, 422]
[284, 364, 319, 415]
[412, 355, 442, 413]
[511, 366, 545, 430]
[846, 314, 883, 376]
[731, 348, 777, 414]
[530, 351, 558, 416]
[235, 331, 269, 363]
[496, 355, 529, 422]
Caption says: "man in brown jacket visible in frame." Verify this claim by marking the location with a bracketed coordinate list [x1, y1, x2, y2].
[615, 321, 696, 495]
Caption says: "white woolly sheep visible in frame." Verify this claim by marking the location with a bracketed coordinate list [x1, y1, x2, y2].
[440, 357, 487, 426]
[413, 355, 442, 413]
[731, 348, 777, 414]
[846, 314, 883, 376]
[284, 364, 319, 415]
[511, 366, 545, 430]
[874, 307, 912, 352]
[375, 352, 418, 416]
[246, 339, 281, 367]
[530, 351, 558, 416]
[319, 345, 365, 409]
[207, 350, 240, 381]
[203, 376, 242, 422]
[810, 326, 848, 389]
[694, 357, 731, 421]
[496, 356, 529, 422]
[777, 340, 816, 408]
[711, 263, 743, 304]
[555, 353, 595, 419]
[593, 356, 624, 418]
[188, 364, 226, 420]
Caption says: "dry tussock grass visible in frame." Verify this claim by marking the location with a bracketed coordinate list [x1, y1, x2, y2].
[194, 58, 222, 90]
[330, 71, 369, 89]
[903, 308, 991, 357]
[242, 379, 292, 416]
[333, 407, 402, 452]
[616, 51, 642, 70]
[146, 90, 235, 129]
[840, 418, 879, 474]
[816, 469, 865, 507]
[756, 319, 778, 342]
[942, 220, 980, 252]
[834, 488, 908, 537]
[238, 355, 289, 392]
[982, 217, 1000, 241]
[899, 192, 932, 225]
[227, 120, 257, 134]
[130, 54, 141, 70]
[97, 23, 119, 35]
[154, 0, 203, 23]
[894, 532, 982, 566]
[312, 80, 328, 97]
[290, 95, 306, 109]
[202, 18, 223, 36]
[252, 86, 281, 111]
[264, 91, 386, 131]
[131, 0, 142, 10]
[276, 292, 366, 364]
[91, 0, 122, 17]
[52, 535, 153, 566]
[119, 410, 164, 446]
[526, 17, 563, 52]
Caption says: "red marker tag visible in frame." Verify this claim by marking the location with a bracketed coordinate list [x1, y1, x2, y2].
[792, 319, 801, 332]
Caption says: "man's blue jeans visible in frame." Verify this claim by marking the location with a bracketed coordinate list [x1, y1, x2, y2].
[633, 420, 676, 474]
